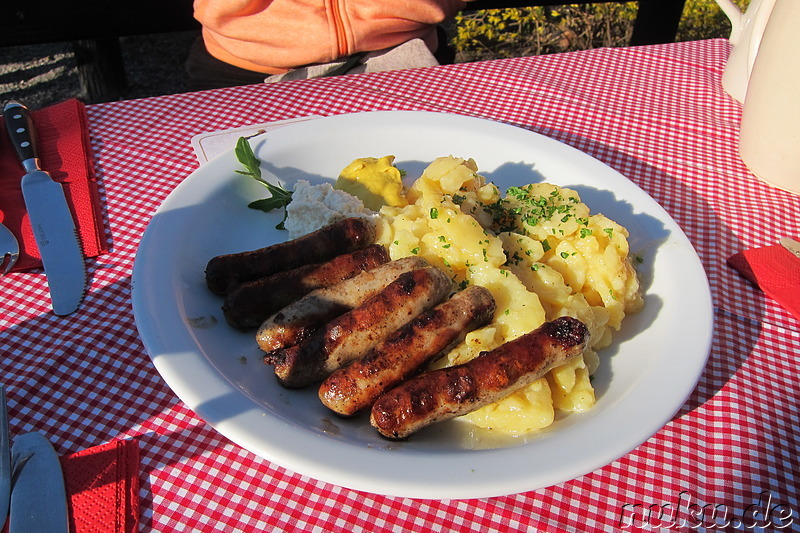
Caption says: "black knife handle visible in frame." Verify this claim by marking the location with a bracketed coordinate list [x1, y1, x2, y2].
[3, 100, 40, 170]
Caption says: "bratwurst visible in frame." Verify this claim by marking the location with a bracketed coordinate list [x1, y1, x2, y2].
[370, 316, 590, 439]
[205, 217, 375, 294]
[319, 285, 496, 416]
[256, 256, 430, 353]
[222, 244, 390, 329]
[268, 266, 453, 388]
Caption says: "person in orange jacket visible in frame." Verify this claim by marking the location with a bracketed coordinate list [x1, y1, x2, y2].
[186, 0, 468, 90]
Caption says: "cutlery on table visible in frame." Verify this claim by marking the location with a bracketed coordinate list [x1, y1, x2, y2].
[0, 385, 10, 527]
[780, 237, 800, 259]
[0, 222, 18, 275]
[1, 385, 69, 533]
[9, 433, 69, 533]
[2, 100, 86, 314]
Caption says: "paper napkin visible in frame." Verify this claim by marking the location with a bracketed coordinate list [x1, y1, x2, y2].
[0, 98, 108, 271]
[727, 239, 800, 321]
[59, 439, 140, 533]
[190, 115, 321, 164]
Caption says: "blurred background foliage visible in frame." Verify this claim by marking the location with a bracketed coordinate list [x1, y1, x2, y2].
[452, 0, 751, 62]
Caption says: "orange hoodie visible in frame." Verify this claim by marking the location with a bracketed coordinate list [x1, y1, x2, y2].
[194, 0, 467, 74]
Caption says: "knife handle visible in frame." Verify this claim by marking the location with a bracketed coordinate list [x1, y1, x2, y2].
[3, 100, 40, 173]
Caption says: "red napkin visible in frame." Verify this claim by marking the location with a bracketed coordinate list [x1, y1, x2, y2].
[59, 439, 140, 533]
[0, 98, 108, 271]
[727, 239, 800, 321]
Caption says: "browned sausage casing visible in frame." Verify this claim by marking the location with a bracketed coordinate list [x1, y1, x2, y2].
[370, 316, 590, 439]
[222, 244, 390, 329]
[256, 256, 430, 353]
[269, 266, 453, 388]
[319, 285, 496, 416]
[205, 217, 376, 294]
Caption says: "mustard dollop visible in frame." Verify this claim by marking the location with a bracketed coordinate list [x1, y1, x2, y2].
[334, 156, 407, 211]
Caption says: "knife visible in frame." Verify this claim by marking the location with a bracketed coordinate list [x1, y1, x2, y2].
[779, 237, 800, 259]
[9, 433, 69, 533]
[0, 385, 10, 528]
[3, 100, 86, 315]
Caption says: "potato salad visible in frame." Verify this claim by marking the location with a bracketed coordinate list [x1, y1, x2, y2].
[372, 156, 643, 434]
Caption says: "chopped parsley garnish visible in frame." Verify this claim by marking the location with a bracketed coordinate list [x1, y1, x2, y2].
[483, 184, 581, 236]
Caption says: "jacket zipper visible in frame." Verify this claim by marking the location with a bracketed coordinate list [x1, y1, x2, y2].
[329, 0, 350, 57]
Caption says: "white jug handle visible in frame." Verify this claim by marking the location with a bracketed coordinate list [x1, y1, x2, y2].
[715, 0, 745, 43]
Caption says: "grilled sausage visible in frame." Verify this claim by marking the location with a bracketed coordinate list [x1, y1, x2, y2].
[256, 256, 430, 353]
[205, 217, 376, 294]
[319, 285, 496, 416]
[222, 244, 390, 329]
[370, 316, 589, 439]
[269, 266, 453, 388]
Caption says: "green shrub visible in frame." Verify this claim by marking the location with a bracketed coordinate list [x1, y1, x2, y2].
[452, 0, 750, 62]
[676, 0, 750, 41]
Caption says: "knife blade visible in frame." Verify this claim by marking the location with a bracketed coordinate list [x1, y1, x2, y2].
[0, 385, 11, 528]
[3, 100, 86, 315]
[9, 432, 69, 533]
[779, 237, 800, 259]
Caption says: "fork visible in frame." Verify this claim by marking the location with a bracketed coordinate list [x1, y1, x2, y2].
[0, 222, 19, 275]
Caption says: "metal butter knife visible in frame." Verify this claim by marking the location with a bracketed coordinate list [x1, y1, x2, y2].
[3, 100, 86, 315]
[0, 385, 10, 528]
[9, 433, 69, 533]
[780, 237, 800, 259]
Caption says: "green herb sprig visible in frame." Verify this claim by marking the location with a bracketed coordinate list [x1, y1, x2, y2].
[234, 136, 293, 229]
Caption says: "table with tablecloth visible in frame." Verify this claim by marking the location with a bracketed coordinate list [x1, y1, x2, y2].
[1, 38, 798, 531]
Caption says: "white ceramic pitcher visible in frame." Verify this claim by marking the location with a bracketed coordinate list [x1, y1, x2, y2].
[715, 0, 776, 102]
[738, 0, 800, 194]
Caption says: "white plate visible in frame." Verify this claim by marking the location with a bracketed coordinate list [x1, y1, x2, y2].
[132, 111, 712, 499]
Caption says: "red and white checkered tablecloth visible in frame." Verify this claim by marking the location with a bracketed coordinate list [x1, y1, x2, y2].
[2, 38, 798, 531]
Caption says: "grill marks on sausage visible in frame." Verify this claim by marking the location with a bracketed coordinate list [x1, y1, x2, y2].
[222, 244, 390, 329]
[318, 285, 496, 416]
[369, 316, 590, 439]
[269, 266, 453, 388]
[205, 217, 376, 294]
[256, 256, 430, 353]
